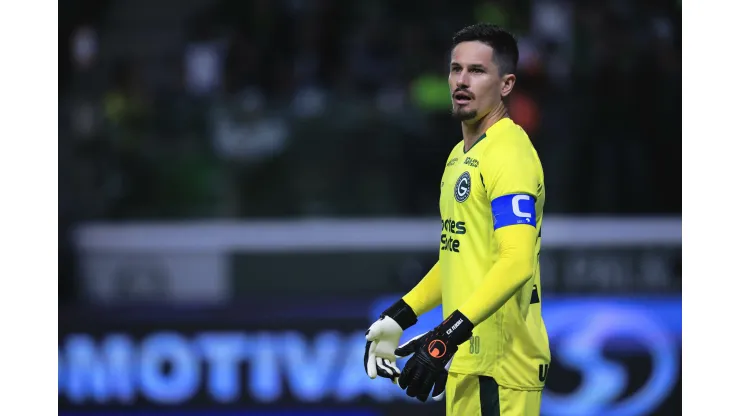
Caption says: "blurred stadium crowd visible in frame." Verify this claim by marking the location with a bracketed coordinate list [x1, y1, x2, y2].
[60, 0, 681, 222]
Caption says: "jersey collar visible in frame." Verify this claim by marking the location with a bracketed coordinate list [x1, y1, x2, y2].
[463, 117, 513, 154]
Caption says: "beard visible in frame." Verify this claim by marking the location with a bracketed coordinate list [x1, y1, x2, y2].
[451, 106, 477, 121]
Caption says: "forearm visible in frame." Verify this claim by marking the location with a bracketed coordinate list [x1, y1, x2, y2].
[402, 262, 442, 316]
[458, 226, 536, 325]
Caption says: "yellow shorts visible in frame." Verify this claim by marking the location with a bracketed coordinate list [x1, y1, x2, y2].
[446, 372, 542, 416]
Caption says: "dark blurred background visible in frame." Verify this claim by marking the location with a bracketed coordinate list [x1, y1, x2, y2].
[58, 0, 681, 415]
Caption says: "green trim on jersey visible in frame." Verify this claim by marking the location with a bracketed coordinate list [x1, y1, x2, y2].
[464, 132, 487, 154]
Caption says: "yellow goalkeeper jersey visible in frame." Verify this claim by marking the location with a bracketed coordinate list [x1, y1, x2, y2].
[439, 117, 550, 390]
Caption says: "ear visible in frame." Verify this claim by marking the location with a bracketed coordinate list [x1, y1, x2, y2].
[500, 74, 516, 98]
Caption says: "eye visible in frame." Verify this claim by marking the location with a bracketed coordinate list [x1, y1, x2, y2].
[450, 66, 461, 73]
[471, 68, 485, 74]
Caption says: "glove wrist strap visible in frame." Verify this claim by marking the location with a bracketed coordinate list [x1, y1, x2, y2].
[382, 299, 418, 330]
[438, 310, 474, 346]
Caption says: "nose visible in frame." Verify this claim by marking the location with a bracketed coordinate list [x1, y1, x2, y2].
[455, 71, 470, 90]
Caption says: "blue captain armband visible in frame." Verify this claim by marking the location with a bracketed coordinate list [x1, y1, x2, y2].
[491, 194, 536, 230]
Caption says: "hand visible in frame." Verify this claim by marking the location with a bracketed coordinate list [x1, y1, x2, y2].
[395, 332, 453, 401]
[365, 316, 403, 381]
[396, 310, 473, 402]
[364, 299, 418, 382]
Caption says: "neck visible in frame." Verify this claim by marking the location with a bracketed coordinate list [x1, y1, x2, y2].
[462, 103, 508, 151]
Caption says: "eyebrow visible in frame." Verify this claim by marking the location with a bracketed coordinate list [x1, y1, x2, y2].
[450, 62, 488, 71]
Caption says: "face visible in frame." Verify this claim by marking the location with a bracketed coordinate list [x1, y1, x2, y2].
[448, 41, 515, 122]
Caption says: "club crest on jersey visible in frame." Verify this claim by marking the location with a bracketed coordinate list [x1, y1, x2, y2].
[454, 172, 472, 203]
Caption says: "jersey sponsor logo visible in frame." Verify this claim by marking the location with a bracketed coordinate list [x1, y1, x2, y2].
[454, 172, 472, 203]
[446, 158, 458, 167]
[440, 234, 461, 252]
[463, 157, 479, 167]
[440, 218, 466, 253]
[441, 219, 466, 234]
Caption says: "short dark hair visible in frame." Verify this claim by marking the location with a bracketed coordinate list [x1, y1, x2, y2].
[451, 23, 519, 76]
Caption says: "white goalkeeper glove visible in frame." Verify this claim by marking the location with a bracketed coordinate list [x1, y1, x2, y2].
[364, 299, 418, 383]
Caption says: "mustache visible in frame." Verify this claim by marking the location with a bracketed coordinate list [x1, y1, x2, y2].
[453, 88, 474, 98]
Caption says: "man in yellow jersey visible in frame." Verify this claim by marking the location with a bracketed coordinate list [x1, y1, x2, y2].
[363, 23, 549, 415]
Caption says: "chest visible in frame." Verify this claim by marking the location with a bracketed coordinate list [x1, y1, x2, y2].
[440, 154, 487, 215]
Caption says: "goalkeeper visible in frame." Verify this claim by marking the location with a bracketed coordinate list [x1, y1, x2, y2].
[364, 23, 550, 416]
